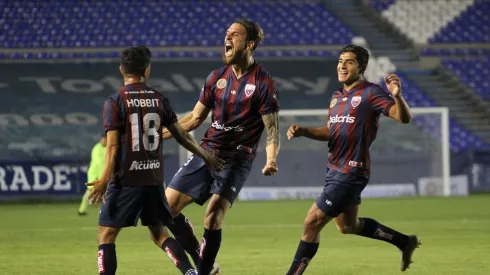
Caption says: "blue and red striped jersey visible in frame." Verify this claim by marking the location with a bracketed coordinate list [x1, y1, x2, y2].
[103, 83, 177, 186]
[198, 62, 280, 158]
[327, 81, 395, 179]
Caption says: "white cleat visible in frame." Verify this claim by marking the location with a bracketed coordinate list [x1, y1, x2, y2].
[210, 263, 221, 275]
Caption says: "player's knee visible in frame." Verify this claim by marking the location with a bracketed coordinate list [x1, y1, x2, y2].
[304, 207, 326, 230]
[148, 226, 170, 247]
[203, 209, 225, 229]
[98, 227, 119, 244]
[337, 225, 355, 234]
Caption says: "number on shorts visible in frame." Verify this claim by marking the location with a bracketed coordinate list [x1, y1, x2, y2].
[129, 112, 161, 151]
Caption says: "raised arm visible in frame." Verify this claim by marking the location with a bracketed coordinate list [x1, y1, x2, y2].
[162, 101, 211, 139]
[262, 111, 280, 163]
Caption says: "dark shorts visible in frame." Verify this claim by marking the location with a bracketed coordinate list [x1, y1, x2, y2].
[315, 172, 369, 218]
[167, 154, 253, 205]
[99, 184, 173, 228]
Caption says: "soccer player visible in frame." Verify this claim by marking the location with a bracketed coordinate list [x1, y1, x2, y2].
[284, 45, 420, 274]
[87, 46, 224, 275]
[78, 132, 106, 216]
[162, 19, 281, 275]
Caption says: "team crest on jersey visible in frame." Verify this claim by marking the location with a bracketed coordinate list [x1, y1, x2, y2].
[351, 96, 362, 108]
[244, 84, 256, 97]
[216, 79, 227, 89]
[330, 98, 337, 108]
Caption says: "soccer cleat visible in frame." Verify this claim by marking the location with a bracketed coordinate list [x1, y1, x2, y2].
[78, 211, 87, 216]
[400, 235, 421, 272]
[209, 263, 221, 275]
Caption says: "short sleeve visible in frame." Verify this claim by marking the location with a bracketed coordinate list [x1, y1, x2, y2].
[103, 98, 122, 132]
[370, 85, 395, 116]
[198, 70, 216, 109]
[161, 97, 178, 127]
[259, 76, 280, 115]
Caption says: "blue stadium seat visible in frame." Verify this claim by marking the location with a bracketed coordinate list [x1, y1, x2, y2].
[442, 58, 490, 100]
[430, 0, 490, 43]
[0, 1, 354, 49]
[381, 71, 490, 152]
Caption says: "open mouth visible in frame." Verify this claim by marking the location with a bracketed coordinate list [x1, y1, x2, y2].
[225, 43, 233, 57]
[339, 71, 348, 77]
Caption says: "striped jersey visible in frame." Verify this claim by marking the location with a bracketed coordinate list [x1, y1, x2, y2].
[103, 83, 177, 186]
[198, 62, 280, 159]
[327, 81, 395, 179]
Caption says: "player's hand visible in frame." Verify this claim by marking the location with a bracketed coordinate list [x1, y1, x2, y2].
[262, 160, 278, 176]
[86, 179, 109, 204]
[202, 151, 225, 171]
[287, 124, 304, 140]
[385, 73, 402, 97]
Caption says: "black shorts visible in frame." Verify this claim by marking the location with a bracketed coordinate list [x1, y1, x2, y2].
[315, 172, 368, 218]
[99, 184, 173, 228]
[167, 155, 253, 205]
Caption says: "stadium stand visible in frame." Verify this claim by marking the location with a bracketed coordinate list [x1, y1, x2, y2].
[1, 0, 489, 160]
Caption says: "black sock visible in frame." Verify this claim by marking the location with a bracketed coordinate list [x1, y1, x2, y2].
[98, 244, 117, 275]
[357, 217, 409, 250]
[198, 229, 221, 275]
[167, 214, 201, 266]
[162, 238, 196, 275]
[286, 240, 319, 275]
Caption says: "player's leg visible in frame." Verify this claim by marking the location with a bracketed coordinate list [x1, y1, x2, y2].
[198, 194, 230, 275]
[97, 184, 149, 274]
[143, 184, 198, 275]
[197, 159, 252, 275]
[148, 225, 197, 275]
[78, 186, 93, 215]
[285, 202, 332, 275]
[97, 226, 121, 275]
[334, 192, 421, 271]
[165, 155, 214, 268]
[286, 181, 355, 275]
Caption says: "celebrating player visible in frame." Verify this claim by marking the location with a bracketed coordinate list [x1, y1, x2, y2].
[162, 19, 281, 275]
[284, 45, 420, 274]
[78, 132, 106, 216]
[87, 46, 224, 275]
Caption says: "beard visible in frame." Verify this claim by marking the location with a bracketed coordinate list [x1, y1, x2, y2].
[222, 48, 247, 65]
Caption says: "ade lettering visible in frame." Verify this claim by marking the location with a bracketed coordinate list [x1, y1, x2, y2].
[0, 164, 87, 192]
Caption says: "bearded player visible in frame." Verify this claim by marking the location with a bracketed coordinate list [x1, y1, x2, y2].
[284, 45, 421, 274]
[162, 19, 280, 275]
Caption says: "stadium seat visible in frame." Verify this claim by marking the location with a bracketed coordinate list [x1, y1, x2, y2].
[0, 1, 354, 49]
[441, 58, 490, 100]
[371, 0, 485, 44]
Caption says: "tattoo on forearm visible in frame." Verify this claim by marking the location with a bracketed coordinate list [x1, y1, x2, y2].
[262, 112, 280, 146]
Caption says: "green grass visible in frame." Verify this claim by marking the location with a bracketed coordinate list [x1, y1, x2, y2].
[1, 196, 489, 275]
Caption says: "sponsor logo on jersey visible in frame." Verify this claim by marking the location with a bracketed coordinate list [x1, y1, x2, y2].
[211, 120, 244, 132]
[351, 96, 362, 108]
[330, 98, 337, 108]
[129, 160, 161, 171]
[348, 160, 363, 167]
[329, 114, 355, 124]
[244, 84, 256, 97]
[216, 79, 227, 89]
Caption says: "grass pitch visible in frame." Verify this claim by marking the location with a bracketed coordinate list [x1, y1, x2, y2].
[0, 195, 489, 275]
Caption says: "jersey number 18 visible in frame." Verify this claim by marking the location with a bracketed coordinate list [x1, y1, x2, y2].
[129, 113, 161, 152]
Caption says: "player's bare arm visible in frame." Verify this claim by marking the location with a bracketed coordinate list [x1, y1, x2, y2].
[166, 122, 224, 171]
[162, 101, 211, 139]
[87, 130, 120, 204]
[385, 73, 411, 124]
[287, 122, 330, 141]
[261, 111, 280, 176]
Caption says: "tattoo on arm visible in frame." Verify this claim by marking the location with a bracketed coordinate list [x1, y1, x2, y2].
[262, 112, 280, 147]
